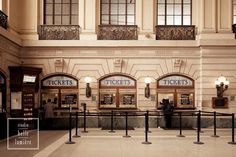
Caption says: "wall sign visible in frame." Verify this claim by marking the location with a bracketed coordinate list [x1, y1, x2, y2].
[42, 75, 77, 88]
[100, 76, 135, 87]
[158, 75, 193, 87]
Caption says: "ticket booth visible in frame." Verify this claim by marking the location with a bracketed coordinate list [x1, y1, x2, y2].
[157, 74, 195, 109]
[41, 74, 79, 109]
[99, 74, 137, 109]
[0, 71, 6, 113]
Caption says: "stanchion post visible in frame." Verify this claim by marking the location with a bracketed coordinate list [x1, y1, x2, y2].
[82, 103, 88, 133]
[228, 113, 236, 145]
[109, 110, 115, 133]
[193, 111, 204, 144]
[147, 110, 151, 133]
[65, 112, 75, 144]
[142, 113, 152, 144]
[73, 111, 80, 138]
[177, 112, 185, 137]
[211, 111, 219, 138]
[123, 112, 131, 138]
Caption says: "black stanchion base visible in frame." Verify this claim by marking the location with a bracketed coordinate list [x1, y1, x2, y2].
[109, 130, 116, 133]
[193, 141, 204, 145]
[65, 141, 76, 144]
[73, 135, 81, 138]
[211, 135, 220, 138]
[177, 135, 185, 137]
[82, 131, 88, 133]
[228, 142, 236, 145]
[142, 141, 152, 144]
[123, 135, 131, 138]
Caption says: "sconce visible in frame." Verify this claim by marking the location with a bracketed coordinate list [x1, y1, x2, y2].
[144, 77, 151, 98]
[84, 77, 92, 98]
[215, 75, 229, 98]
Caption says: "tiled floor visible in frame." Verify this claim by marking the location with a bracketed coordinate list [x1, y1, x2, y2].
[1, 128, 236, 157]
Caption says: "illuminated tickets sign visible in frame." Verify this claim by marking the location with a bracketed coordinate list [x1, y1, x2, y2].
[159, 75, 193, 87]
[42, 76, 77, 87]
[100, 76, 135, 87]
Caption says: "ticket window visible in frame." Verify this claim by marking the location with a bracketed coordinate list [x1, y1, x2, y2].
[119, 89, 136, 108]
[61, 92, 78, 108]
[100, 89, 116, 108]
[157, 93, 174, 108]
[41, 92, 59, 108]
[177, 92, 194, 108]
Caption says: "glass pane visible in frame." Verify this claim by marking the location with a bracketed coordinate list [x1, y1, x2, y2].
[183, 0, 191, 3]
[183, 4, 190, 15]
[41, 93, 59, 108]
[158, 0, 165, 3]
[118, 16, 125, 25]
[55, 4, 62, 14]
[174, 16, 181, 25]
[45, 4, 53, 14]
[101, 15, 109, 24]
[62, 0, 70, 3]
[55, 16, 61, 25]
[158, 16, 165, 25]
[167, 16, 174, 25]
[102, 4, 109, 14]
[72, 0, 78, 3]
[130, 0, 135, 4]
[111, 0, 118, 3]
[72, 4, 78, 14]
[45, 16, 53, 25]
[175, 4, 181, 15]
[175, 0, 181, 3]
[101, 0, 109, 3]
[61, 93, 78, 108]
[183, 16, 190, 25]
[167, 5, 174, 15]
[55, 0, 61, 3]
[71, 15, 78, 25]
[234, 0, 236, 4]
[62, 4, 70, 14]
[119, 4, 126, 14]
[46, 0, 53, 3]
[177, 93, 194, 107]
[234, 6, 236, 15]
[111, 4, 118, 14]
[167, 0, 174, 3]
[234, 16, 236, 24]
[158, 4, 165, 15]
[119, 0, 126, 3]
[127, 15, 135, 25]
[157, 93, 174, 108]
[62, 15, 70, 25]
[127, 4, 135, 14]
[111, 15, 118, 24]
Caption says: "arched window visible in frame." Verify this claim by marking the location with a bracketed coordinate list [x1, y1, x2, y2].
[100, 0, 136, 25]
[156, 0, 192, 25]
[99, 74, 137, 109]
[44, 0, 79, 25]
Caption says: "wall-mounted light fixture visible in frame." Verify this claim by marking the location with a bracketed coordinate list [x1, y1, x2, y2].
[84, 77, 92, 98]
[144, 77, 151, 98]
[215, 75, 229, 98]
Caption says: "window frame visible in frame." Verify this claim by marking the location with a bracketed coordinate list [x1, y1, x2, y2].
[156, 0, 192, 26]
[43, 0, 79, 25]
[100, 0, 136, 25]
